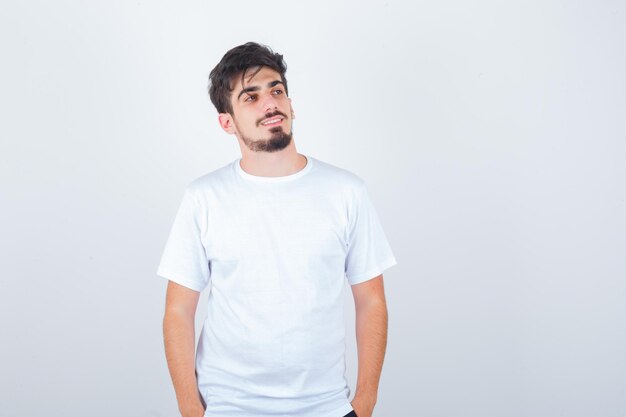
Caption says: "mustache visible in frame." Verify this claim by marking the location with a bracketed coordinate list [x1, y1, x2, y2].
[258, 111, 288, 125]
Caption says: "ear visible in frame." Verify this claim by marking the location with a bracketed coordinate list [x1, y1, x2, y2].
[289, 98, 295, 120]
[218, 112, 237, 134]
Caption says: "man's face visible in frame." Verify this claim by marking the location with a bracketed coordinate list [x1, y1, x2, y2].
[220, 66, 294, 152]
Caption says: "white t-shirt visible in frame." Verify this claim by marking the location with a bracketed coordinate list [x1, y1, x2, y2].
[157, 155, 397, 417]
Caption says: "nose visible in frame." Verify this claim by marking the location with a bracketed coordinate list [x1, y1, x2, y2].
[261, 93, 279, 113]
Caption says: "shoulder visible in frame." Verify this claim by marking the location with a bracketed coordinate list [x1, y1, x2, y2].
[308, 156, 367, 196]
[182, 159, 238, 203]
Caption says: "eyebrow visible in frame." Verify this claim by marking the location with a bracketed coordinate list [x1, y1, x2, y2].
[237, 80, 285, 101]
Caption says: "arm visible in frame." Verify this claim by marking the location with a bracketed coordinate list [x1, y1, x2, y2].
[163, 280, 205, 417]
[350, 274, 388, 417]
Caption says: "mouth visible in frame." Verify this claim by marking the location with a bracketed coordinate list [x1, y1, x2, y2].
[260, 116, 284, 127]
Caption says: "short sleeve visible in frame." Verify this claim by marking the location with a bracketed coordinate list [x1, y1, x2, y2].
[156, 187, 211, 292]
[345, 183, 398, 285]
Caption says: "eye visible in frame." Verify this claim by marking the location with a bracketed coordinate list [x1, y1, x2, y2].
[244, 95, 256, 102]
[272, 89, 283, 95]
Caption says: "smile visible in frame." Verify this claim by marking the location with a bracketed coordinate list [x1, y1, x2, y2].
[260, 117, 283, 126]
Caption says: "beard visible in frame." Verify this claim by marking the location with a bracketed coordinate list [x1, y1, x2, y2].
[240, 126, 293, 153]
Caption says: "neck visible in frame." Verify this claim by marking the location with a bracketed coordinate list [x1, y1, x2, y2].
[239, 146, 307, 177]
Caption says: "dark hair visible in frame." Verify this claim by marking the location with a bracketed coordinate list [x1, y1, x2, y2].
[208, 42, 289, 115]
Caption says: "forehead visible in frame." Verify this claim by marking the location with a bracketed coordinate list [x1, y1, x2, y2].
[230, 66, 282, 91]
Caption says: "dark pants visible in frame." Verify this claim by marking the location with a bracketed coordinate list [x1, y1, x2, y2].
[343, 412, 358, 417]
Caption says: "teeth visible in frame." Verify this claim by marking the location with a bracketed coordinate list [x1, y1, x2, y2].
[262, 118, 281, 125]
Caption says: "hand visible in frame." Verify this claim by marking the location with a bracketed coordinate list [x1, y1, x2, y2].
[351, 396, 376, 417]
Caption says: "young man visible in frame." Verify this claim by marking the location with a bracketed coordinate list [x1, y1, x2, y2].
[157, 42, 397, 417]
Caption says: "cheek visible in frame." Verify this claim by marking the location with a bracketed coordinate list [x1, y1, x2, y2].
[234, 114, 253, 131]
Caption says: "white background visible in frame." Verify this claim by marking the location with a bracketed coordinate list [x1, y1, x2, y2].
[1, 1, 625, 416]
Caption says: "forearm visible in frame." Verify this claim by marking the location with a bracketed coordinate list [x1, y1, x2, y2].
[353, 298, 388, 404]
[163, 311, 205, 417]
